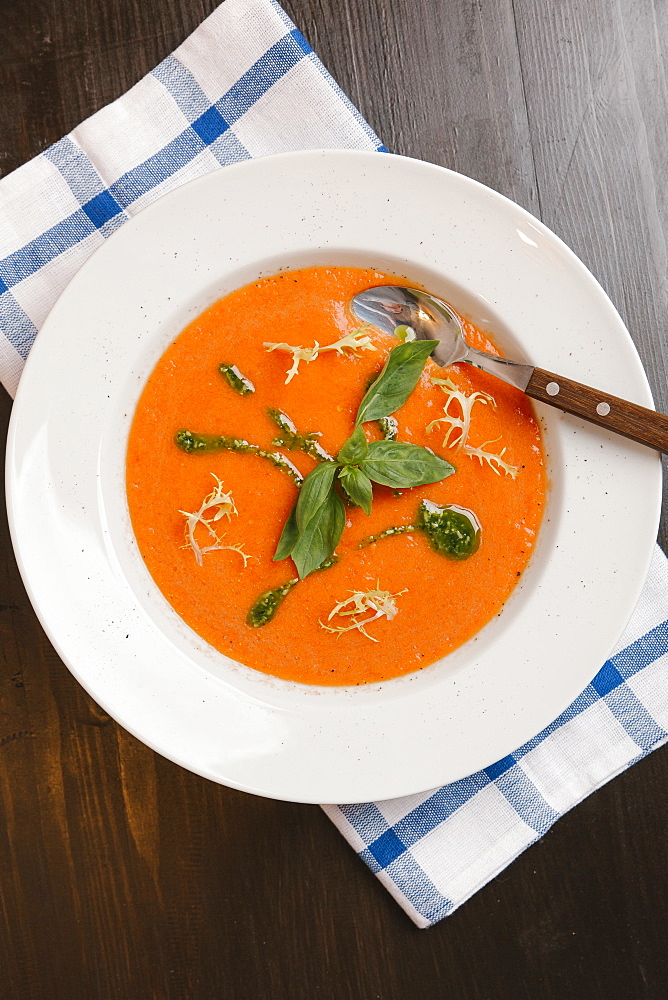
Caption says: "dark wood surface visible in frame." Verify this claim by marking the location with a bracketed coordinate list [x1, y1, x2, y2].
[1, 1, 667, 997]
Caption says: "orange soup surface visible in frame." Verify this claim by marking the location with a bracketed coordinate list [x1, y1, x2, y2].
[126, 266, 545, 685]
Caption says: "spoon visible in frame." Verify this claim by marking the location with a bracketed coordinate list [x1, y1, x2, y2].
[352, 286, 668, 454]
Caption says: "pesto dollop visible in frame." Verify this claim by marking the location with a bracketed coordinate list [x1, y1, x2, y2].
[377, 415, 399, 441]
[417, 499, 481, 560]
[218, 363, 255, 395]
[267, 407, 333, 462]
[359, 500, 481, 560]
[247, 579, 298, 628]
[247, 555, 339, 628]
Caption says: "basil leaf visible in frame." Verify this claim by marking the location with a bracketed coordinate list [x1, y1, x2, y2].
[337, 425, 368, 465]
[273, 501, 299, 561]
[355, 340, 436, 426]
[291, 488, 346, 579]
[360, 440, 455, 488]
[295, 462, 338, 532]
[339, 466, 373, 515]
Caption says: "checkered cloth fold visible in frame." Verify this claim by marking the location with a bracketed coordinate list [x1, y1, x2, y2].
[0, 0, 383, 396]
[324, 548, 668, 926]
[1, 0, 666, 929]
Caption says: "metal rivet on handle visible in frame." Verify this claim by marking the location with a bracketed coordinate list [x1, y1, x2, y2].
[546, 381, 560, 396]
[596, 401, 611, 416]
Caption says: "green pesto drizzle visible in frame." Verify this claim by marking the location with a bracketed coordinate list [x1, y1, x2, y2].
[175, 430, 303, 487]
[358, 523, 416, 547]
[266, 408, 333, 462]
[247, 578, 298, 627]
[417, 500, 481, 560]
[359, 500, 481, 561]
[247, 554, 339, 628]
[218, 363, 255, 395]
[377, 415, 399, 440]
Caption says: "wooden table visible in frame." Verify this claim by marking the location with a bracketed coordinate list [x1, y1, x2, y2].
[1, 1, 667, 996]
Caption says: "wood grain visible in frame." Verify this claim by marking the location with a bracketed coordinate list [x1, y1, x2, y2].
[1, 1, 668, 998]
[527, 366, 668, 452]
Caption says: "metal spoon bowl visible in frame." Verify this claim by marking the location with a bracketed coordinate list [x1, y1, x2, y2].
[352, 285, 668, 454]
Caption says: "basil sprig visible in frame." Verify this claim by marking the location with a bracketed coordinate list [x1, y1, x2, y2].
[274, 463, 346, 579]
[356, 439, 453, 488]
[336, 424, 368, 465]
[274, 340, 455, 579]
[338, 464, 373, 514]
[355, 340, 437, 425]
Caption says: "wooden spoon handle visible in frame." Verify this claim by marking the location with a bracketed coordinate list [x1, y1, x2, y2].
[526, 367, 668, 454]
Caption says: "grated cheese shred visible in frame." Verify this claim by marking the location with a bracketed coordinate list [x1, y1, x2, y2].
[427, 376, 518, 478]
[179, 475, 251, 567]
[464, 438, 518, 478]
[427, 376, 495, 449]
[264, 326, 376, 383]
[319, 583, 406, 641]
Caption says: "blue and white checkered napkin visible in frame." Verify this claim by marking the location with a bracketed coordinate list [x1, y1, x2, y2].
[0, 0, 383, 396]
[324, 547, 668, 926]
[1, 0, 667, 930]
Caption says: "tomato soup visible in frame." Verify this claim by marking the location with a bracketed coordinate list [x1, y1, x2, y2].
[126, 266, 545, 685]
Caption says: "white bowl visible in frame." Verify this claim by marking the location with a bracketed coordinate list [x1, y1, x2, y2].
[6, 150, 661, 803]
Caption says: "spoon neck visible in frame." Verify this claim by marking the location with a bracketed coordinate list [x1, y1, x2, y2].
[463, 349, 534, 392]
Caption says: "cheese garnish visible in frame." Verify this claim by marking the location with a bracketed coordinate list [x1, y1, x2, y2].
[464, 438, 518, 478]
[427, 377, 518, 477]
[179, 475, 251, 567]
[319, 583, 406, 641]
[264, 326, 376, 384]
[427, 376, 495, 449]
